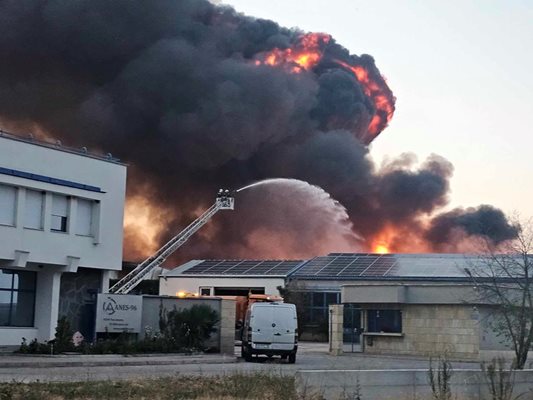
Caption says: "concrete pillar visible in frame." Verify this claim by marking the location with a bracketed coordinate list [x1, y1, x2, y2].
[34, 269, 62, 342]
[219, 299, 236, 355]
[100, 270, 113, 293]
[329, 304, 344, 356]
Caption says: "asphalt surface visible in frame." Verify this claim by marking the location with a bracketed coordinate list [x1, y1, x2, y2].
[0, 342, 481, 383]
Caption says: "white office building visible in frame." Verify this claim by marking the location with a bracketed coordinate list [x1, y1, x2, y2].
[0, 131, 126, 349]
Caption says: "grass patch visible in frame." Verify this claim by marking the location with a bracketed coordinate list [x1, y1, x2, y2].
[0, 372, 297, 400]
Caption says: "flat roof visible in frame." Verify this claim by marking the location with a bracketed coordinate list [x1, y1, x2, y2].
[0, 129, 125, 165]
[165, 253, 532, 281]
[165, 259, 304, 278]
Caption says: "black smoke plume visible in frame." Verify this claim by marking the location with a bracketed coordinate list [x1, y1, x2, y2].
[426, 206, 520, 252]
[0, 0, 517, 261]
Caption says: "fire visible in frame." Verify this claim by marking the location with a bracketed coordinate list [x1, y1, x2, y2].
[374, 243, 390, 254]
[254, 33, 395, 141]
[123, 195, 167, 260]
[370, 225, 396, 254]
[254, 33, 331, 73]
[333, 60, 395, 139]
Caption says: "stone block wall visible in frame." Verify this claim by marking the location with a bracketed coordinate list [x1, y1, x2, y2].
[365, 304, 480, 360]
[329, 304, 343, 355]
[219, 299, 236, 355]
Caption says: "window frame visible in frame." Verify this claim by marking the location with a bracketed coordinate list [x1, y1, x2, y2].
[0, 269, 37, 327]
[366, 309, 403, 334]
[51, 194, 69, 233]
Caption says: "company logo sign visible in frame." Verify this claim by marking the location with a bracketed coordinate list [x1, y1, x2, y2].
[96, 294, 142, 333]
[102, 296, 139, 316]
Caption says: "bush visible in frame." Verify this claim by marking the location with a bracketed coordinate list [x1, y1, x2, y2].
[18, 316, 75, 354]
[159, 304, 219, 351]
[428, 355, 453, 400]
[18, 305, 220, 355]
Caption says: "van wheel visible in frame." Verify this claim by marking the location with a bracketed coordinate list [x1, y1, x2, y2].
[242, 346, 252, 362]
[288, 352, 296, 364]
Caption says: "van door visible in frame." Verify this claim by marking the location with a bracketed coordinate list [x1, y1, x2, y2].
[272, 306, 297, 346]
[251, 305, 275, 344]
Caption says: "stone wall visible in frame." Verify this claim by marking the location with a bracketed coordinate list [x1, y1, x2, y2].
[219, 299, 236, 355]
[329, 304, 343, 355]
[364, 304, 480, 360]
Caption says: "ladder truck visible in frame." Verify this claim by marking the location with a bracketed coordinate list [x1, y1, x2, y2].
[108, 189, 235, 294]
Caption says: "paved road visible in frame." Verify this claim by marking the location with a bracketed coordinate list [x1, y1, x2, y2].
[0, 342, 481, 383]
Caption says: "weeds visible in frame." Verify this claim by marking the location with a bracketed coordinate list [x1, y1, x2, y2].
[428, 355, 453, 400]
[481, 357, 519, 400]
[0, 373, 297, 400]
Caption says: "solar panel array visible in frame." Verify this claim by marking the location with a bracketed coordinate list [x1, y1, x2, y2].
[292, 253, 398, 278]
[291, 253, 478, 278]
[182, 259, 302, 276]
[175, 253, 476, 279]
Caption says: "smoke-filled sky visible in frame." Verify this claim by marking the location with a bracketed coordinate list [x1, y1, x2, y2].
[0, 0, 528, 262]
[224, 0, 533, 219]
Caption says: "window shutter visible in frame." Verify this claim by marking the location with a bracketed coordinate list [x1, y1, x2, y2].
[51, 194, 68, 232]
[0, 185, 16, 226]
[76, 198, 93, 236]
[24, 190, 44, 229]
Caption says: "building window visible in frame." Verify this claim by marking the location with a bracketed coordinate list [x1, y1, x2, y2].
[200, 287, 211, 296]
[76, 198, 93, 236]
[24, 190, 44, 230]
[51, 194, 69, 232]
[367, 309, 402, 333]
[0, 269, 36, 327]
[304, 291, 340, 324]
[213, 287, 265, 296]
[0, 184, 16, 226]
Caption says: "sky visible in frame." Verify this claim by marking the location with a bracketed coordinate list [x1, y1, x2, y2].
[222, 0, 533, 218]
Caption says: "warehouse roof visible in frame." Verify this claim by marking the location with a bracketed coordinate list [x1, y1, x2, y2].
[164, 253, 531, 281]
[164, 259, 304, 277]
[292, 253, 472, 280]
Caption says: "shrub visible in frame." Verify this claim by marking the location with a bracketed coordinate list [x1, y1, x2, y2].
[428, 355, 453, 400]
[159, 304, 219, 351]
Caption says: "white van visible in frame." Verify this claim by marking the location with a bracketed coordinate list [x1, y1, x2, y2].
[241, 302, 298, 363]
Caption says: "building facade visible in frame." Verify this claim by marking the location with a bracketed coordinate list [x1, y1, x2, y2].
[163, 253, 518, 359]
[160, 259, 302, 298]
[0, 132, 126, 348]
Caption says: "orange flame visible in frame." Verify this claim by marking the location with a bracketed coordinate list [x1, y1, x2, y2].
[370, 225, 396, 254]
[254, 33, 394, 140]
[254, 33, 331, 73]
[333, 60, 394, 138]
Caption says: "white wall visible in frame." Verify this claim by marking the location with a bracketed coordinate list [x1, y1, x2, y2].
[0, 135, 126, 270]
[160, 276, 285, 297]
[0, 328, 38, 347]
[0, 134, 127, 347]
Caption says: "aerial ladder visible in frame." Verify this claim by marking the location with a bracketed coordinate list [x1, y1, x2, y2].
[108, 189, 235, 294]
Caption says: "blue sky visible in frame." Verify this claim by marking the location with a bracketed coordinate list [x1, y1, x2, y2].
[223, 0, 533, 218]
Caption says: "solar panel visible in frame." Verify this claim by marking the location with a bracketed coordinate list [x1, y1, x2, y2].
[175, 253, 481, 280]
[181, 259, 302, 276]
[293, 253, 398, 278]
